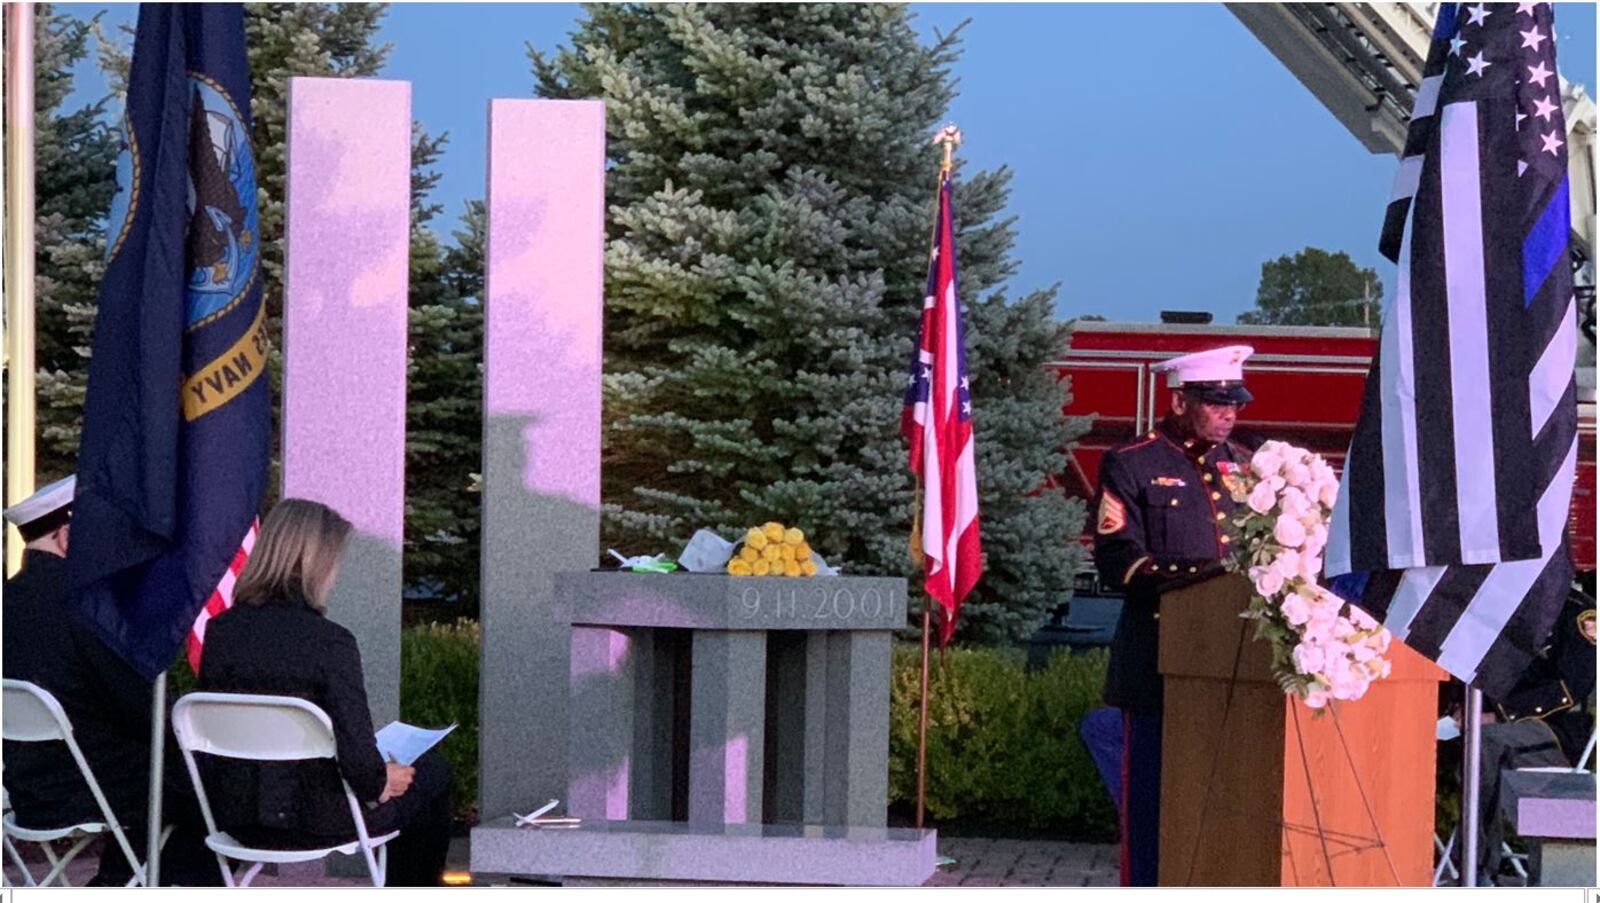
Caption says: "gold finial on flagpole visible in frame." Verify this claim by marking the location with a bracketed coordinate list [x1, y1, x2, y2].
[932, 123, 962, 177]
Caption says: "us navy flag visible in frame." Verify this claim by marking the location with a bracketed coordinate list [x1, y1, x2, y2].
[68, 4, 270, 680]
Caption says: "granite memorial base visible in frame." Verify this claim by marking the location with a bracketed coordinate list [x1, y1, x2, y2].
[471, 817, 937, 887]
[471, 572, 936, 886]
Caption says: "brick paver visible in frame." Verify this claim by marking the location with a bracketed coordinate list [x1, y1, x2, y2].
[923, 837, 1120, 887]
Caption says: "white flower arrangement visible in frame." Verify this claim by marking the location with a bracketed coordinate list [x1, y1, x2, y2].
[1225, 440, 1393, 709]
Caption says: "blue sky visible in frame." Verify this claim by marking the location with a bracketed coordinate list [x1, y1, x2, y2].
[66, 3, 1600, 323]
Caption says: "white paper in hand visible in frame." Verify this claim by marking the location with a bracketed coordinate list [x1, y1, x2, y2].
[375, 721, 456, 766]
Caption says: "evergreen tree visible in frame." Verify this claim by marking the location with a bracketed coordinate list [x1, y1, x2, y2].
[533, 3, 1085, 641]
[405, 146, 485, 612]
[22, 5, 120, 483]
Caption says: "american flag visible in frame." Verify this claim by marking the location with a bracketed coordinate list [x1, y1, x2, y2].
[184, 520, 257, 673]
[1326, 2, 1578, 697]
[902, 176, 982, 643]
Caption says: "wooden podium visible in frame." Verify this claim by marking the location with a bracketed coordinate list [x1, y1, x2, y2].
[1157, 574, 1446, 886]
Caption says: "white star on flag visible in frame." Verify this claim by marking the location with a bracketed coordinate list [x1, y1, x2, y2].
[1517, 110, 1528, 127]
[1541, 130, 1564, 156]
[1450, 34, 1467, 55]
[1518, 159, 1530, 176]
[1527, 61, 1554, 87]
[1466, 3, 1490, 26]
[1516, 1, 1539, 13]
[1532, 95, 1559, 121]
[1520, 27, 1547, 50]
[1466, 51, 1491, 77]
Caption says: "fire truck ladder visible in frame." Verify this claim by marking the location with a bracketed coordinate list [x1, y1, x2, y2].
[1229, 2, 1598, 358]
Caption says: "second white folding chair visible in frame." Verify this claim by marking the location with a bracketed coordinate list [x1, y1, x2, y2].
[170, 692, 399, 887]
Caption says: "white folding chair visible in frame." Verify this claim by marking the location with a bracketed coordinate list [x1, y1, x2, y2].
[1, 786, 33, 887]
[170, 692, 398, 887]
[1, 679, 149, 887]
[1432, 830, 1461, 886]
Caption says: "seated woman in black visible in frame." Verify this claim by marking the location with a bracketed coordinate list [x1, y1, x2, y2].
[196, 498, 452, 886]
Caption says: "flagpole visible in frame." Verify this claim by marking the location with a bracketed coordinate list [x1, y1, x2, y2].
[146, 674, 166, 886]
[4, 2, 38, 578]
[1459, 686, 1484, 887]
[916, 605, 931, 830]
[915, 124, 961, 832]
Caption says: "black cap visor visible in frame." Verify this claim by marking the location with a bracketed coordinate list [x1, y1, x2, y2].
[1181, 381, 1253, 405]
[15, 505, 72, 542]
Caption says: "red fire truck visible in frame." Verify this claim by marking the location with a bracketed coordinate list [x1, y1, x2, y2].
[1043, 318, 1596, 642]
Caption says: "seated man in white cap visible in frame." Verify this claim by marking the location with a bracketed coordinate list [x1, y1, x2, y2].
[4, 473, 74, 556]
[2, 476, 217, 885]
[1090, 345, 1258, 886]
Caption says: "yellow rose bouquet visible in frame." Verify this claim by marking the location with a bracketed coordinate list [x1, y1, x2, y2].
[727, 522, 819, 577]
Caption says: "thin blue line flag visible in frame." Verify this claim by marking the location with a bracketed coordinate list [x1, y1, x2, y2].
[1325, 2, 1578, 697]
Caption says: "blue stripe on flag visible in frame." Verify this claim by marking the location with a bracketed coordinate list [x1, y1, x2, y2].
[1432, 3, 1459, 38]
[1523, 178, 1570, 307]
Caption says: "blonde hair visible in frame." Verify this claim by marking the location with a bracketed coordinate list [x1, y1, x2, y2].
[233, 498, 353, 612]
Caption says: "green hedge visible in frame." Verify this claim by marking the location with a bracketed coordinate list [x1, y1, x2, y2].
[888, 644, 1117, 840]
[398, 619, 481, 821]
[178, 622, 1115, 836]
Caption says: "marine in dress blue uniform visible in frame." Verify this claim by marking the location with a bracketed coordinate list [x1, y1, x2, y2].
[1092, 345, 1258, 887]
